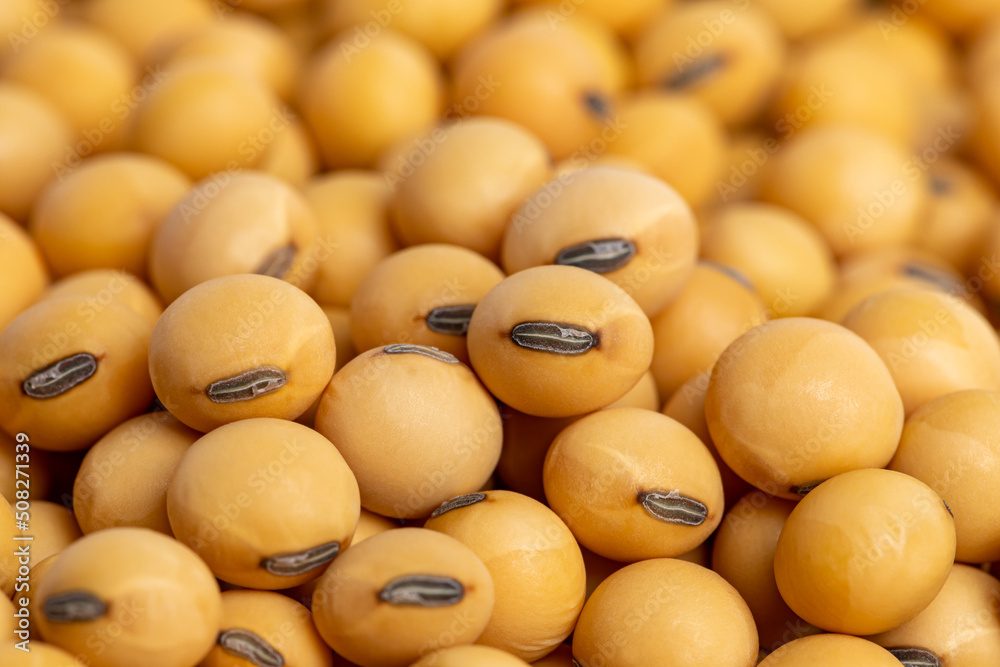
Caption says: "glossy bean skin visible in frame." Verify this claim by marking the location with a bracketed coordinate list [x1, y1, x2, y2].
[543, 408, 723, 562]
[409, 645, 531, 667]
[502, 167, 698, 318]
[598, 93, 726, 209]
[131, 64, 282, 180]
[0, 641, 88, 666]
[41, 269, 164, 330]
[467, 265, 654, 418]
[757, 635, 901, 667]
[148, 274, 335, 432]
[0, 297, 154, 452]
[865, 564, 1000, 666]
[842, 288, 1000, 417]
[30, 153, 191, 280]
[700, 203, 836, 318]
[1, 24, 136, 151]
[35, 527, 222, 667]
[572, 558, 759, 667]
[303, 170, 396, 308]
[635, 2, 785, 126]
[712, 492, 820, 653]
[201, 590, 332, 667]
[0, 83, 72, 222]
[314, 345, 502, 519]
[349, 245, 505, 364]
[162, 13, 301, 101]
[774, 469, 956, 635]
[0, 212, 49, 333]
[167, 418, 361, 589]
[649, 262, 768, 399]
[451, 19, 613, 161]
[760, 126, 927, 258]
[321, 0, 503, 60]
[73, 412, 199, 535]
[312, 528, 494, 667]
[149, 171, 320, 303]
[889, 390, 1000, 563]
[80, 0, 214, 63]
[662, 373, 754, 509]
[299, 30, 443, 169]
[424, 491, 586, 662]
[706, 318, 904, 499]
[390, 118, 551, 261]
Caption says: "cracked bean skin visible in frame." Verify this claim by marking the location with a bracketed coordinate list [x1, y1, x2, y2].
[865, 564, 1000, 667]
[711, 492, 820, 653]
[451, 18, 613, 160]
[543, 408, 723, 562]
[501, 167, 697, 318]
[202, 590, 332, 667]
[635, 2, 785, 126]
[705, 317, 904, 500]
[842, 288, 1000, 417]
[700, 203, 836, 318]
[350, 245, 505, 364]
[35, 527, 222, 667]
[29, 153, 191, 280]
[148, 274, 335, 432]
[167, 418, 360, 589]
[774, 469, 956, 636]
[73, 412, 199, 535]
[302, 170, 396, 308]
[649, 262, 768, 399]
[757, 635, 902, 667]
[0, 211, 49, 332]
[388, 118, 551, 261]
[312, 528, 494, 667]
[408, 645, 531, 667]
[424, 490, 585, 662]
[467, 265, 653, 418]
[149, 171, 320, 304]
[314, 345, 501, 519]
[573, 558, 758, 667]
[889, 390, 1000, 563]
[0, 296, 154, 452]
